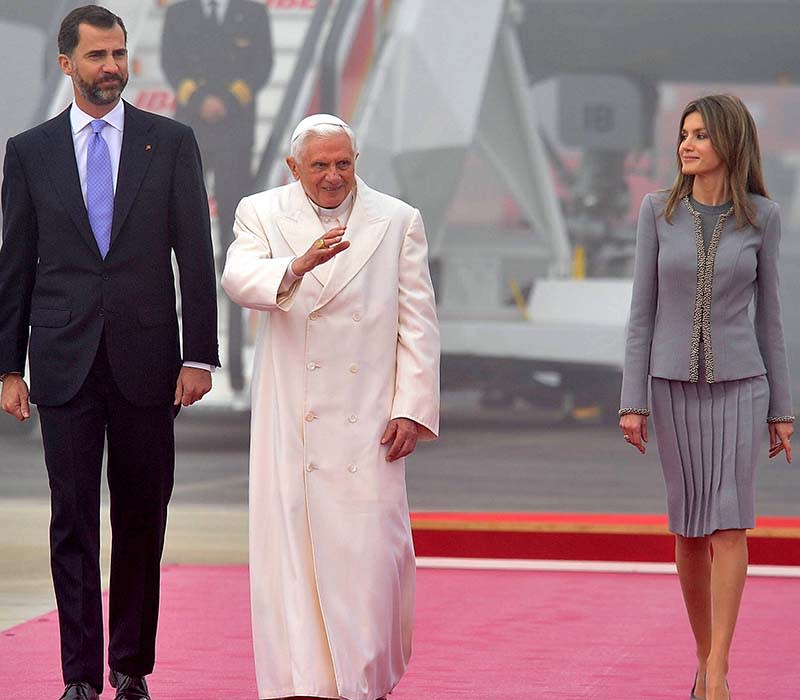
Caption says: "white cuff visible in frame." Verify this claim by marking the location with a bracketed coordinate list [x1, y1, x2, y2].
[182, 362, 217, 373]
[278, 257, 304, 293]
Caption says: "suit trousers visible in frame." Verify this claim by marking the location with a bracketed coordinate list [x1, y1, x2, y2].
[37, 333, 176, 692]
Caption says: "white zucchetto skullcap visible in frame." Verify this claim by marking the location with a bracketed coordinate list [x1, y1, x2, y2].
[290, 113, 351, 143]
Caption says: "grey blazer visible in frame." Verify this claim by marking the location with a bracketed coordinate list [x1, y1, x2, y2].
[620, 191, 794, 421]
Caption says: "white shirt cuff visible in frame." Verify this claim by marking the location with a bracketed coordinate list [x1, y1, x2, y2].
[182, 362, 217, 373]
[278, 257, 304, 293]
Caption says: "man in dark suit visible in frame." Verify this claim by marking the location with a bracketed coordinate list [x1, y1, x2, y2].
[161, 0, 273, 393]
[0, 6, 219, 700]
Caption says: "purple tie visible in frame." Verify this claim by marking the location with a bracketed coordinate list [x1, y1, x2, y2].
[86, 119, 113, 258]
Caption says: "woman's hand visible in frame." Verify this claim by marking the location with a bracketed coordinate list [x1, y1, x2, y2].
[619, 413, 648, 454]
[768, 421, 793, 463]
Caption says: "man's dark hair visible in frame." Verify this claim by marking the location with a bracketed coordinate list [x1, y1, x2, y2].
[58, 5, 127, 56]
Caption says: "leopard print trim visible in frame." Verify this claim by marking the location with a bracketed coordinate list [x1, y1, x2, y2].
[766, 416, 796, 423]
[618, 407, 651, 417]
[683, 197, 734, 384]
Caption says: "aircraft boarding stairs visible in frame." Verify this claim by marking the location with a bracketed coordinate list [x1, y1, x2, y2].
[352, 0, 632, 421]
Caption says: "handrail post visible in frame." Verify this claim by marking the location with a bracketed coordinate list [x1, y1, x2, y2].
[252, 0, 333, 191]
[319, 0, 356, 114]
[32, 0, 86, 123]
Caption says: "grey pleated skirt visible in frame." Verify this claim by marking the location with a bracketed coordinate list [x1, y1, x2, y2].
[651, 361, 770, 538]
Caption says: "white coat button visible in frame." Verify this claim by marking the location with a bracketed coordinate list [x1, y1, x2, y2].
[305, 412, 316, 422]
[306, 463, 317, 472]
[348, 414, 358, 423]
[352, 312, 361, 322]
[349, 363, 359, 374]
[307, 361, 319, 371]
[347, 464, 357, 473]
[309, 311, 319, 320]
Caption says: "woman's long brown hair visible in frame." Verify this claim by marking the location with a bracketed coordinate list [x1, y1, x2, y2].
[663, 94, 769, 227]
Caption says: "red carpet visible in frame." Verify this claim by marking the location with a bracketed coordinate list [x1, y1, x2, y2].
[411, 512, 800, 564]
[2, 565, 799, 699]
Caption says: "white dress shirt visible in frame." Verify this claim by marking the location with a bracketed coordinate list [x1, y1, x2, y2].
[70, 100, 215, 373]
[70, 100, 124, 204]
[202, 0, 230, 22]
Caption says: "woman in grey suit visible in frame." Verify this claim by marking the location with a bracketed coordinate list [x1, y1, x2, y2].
[619, 94, 794, 700]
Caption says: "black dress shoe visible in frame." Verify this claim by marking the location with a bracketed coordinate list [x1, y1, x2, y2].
[109, 669, 151, 699]
[59, 682, 99, 700]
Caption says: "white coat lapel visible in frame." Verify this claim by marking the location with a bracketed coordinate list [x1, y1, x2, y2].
[313, 180, 390, 311]
[273, 182, 329, 287]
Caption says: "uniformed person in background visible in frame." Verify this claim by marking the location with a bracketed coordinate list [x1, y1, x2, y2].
[161, 0, 273, 395]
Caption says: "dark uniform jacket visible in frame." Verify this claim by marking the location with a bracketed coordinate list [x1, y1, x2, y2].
[161, 0, 273, 155]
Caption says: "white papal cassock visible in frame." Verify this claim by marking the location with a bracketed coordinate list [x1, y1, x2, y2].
[221, 177, 440, 700]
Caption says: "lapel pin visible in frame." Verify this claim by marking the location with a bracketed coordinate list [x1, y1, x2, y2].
[145, 144, 152, 151]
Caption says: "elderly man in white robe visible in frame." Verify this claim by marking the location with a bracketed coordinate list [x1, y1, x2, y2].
[221, 114, 440, 700]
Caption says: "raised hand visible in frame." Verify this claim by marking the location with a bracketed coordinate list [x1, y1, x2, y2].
[291, 227, 350, 276]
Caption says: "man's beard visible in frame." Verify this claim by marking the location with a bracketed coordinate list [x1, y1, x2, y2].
[73, 70, 127, 106]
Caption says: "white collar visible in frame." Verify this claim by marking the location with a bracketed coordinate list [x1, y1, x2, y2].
[70, 99, 125, 136]
[308, 190, 355, 220]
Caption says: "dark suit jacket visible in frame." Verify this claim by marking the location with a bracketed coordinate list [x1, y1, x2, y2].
[161, 0, 273, 154]
[0, 101, 220, 407]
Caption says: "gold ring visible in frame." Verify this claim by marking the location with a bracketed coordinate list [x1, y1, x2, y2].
[315, 238, 326, 250]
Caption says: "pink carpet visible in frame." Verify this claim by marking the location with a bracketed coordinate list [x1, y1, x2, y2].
[2, 565, 798, 699]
